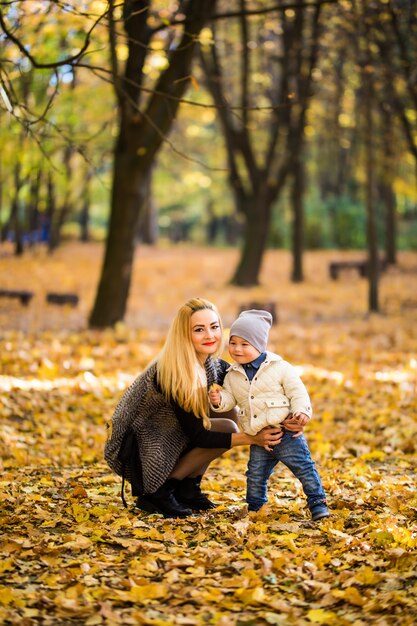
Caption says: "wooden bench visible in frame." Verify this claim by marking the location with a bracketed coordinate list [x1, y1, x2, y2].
[239, 301, 277, 324]
[329, 259, 388, 280]
[0, 289, 34, 306]
[46, 293, 79, 307]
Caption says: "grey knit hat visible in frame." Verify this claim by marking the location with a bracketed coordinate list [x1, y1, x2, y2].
[229, 309, 273, 353]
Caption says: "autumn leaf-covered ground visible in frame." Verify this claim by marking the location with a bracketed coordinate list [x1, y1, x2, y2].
[1, 243, 417, 626]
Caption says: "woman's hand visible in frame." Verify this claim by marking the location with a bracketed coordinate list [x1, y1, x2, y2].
[251, 426, 284, 452]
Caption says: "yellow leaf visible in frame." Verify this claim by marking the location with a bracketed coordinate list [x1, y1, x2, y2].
[241, 549, 255, 560]
[0, 559, 15, 574]
[332, 586, 365, 606]
[314, 549, 332, 568]
[190, 586, 224, 603]
[62, 535, 92, 551]
[354, 566, 382, 585]
[129, 582, 169, 602]
[133, 528, 164, 541]
[235, 586, 266, 605]
[71, 503, 90, 522]
[360, 450, 385, 461]
[373, 530, 394, 546]
[90, 506, 111, 519]
[0, 587, 15, 605]
[307, 609, 338, 624]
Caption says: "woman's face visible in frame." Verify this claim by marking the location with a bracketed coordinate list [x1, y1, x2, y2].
[190, 309, 222, 359]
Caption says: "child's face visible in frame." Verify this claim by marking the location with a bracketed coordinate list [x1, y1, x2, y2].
[229, 336, 260, 364]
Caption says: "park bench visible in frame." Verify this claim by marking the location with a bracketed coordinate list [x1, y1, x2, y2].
[46, 293, 79, 307]
[0, 289, 34, 306]
[329, 258, 388, 280]
[239, 301, 277, 324]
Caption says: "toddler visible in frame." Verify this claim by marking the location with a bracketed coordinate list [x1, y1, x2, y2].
[209, 309, 329, 521]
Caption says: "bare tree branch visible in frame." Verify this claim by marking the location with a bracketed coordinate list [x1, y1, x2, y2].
[0, 5, 108, 69]
[150, 0, 339, 32]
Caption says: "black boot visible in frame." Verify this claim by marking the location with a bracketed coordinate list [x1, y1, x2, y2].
[136, 478, 192, 518]
[176, 475, 216, 511]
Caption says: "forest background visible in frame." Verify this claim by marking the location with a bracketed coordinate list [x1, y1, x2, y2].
[1, 1, 417, 625]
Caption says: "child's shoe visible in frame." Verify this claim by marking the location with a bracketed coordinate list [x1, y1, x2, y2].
[310, 500, 330, 521]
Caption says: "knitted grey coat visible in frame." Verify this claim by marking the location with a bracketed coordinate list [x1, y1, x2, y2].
[104, 363, 188, 494]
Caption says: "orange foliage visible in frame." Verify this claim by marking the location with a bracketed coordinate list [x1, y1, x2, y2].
[0, 244, 416, 625]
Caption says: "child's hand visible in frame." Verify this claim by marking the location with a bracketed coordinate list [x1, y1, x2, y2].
[293, 412, 310, 427]
[282, 412, 309, 438]
[209, 384, 222, 407]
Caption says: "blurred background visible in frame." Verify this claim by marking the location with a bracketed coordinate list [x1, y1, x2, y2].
[0, 0, 416, 329]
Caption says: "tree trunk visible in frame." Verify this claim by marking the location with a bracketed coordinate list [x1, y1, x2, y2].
[79, 169, 92, 242]
[11, 199, 23, 256]
[364, 59, 379, 312]
[90, 155, 148, 327]
[382, 182, 396, 265]
[46, 173, 56, 253]
[12, 162, 24, 256]
[50, 145, 74, 251]
[28, 170, 42, 248]
[291, 157, 304, 282]
[136, 169, 158, 244]
[232, 196, 270, 286]
[379, 105, 397, 265]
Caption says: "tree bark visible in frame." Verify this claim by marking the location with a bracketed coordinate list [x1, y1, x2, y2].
[136, 169, 158, 244]
[365, 96, 379, 313]
[362, 37, 379, 312]
[291, 157, 304, 282]
[379, 181, 396, 266]
[27, 170, 42, 248]
[46, 172, 55, 253]
[50, 144, 74, 251]
[378, 104, 397, 265]
[233, 194, 271, 286]
[12, 161, 24, 256]
[79, 168, 92, 243]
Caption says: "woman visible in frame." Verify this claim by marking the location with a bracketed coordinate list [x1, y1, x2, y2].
[105, 298, 283, 518]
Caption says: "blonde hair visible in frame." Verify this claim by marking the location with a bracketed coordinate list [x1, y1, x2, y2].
[156, 298, 223, 429]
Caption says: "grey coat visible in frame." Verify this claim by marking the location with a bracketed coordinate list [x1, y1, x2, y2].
[104, 363, 188, 494]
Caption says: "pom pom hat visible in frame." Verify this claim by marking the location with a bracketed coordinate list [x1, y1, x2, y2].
[229, 309, 273, 353]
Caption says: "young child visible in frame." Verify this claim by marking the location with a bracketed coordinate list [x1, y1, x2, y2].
[209, 309, 329, 521]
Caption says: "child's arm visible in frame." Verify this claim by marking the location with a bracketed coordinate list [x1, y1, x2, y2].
[281, 362, 313, 420]
[208, 384, 222, 407]
[208, 383, 237, 412]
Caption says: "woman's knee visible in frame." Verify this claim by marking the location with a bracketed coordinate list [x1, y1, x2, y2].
[209, 407, 239, 423]
[210, 418, 239, 433]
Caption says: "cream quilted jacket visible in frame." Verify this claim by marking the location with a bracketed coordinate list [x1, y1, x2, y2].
[211, 351, 312, 436]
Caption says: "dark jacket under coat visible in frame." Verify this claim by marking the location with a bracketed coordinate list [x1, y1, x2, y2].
[104, 360, 231, 495]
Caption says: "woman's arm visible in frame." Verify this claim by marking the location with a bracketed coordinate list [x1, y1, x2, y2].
[231, 427, 283, 452]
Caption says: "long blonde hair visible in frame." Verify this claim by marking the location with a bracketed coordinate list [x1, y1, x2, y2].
[156, 298, 223, 429]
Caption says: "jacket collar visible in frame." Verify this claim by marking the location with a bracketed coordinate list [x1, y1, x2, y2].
[227, 351, 282, 374]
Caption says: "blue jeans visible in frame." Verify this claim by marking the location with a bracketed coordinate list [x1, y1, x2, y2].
[246, 431, 326, 512]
